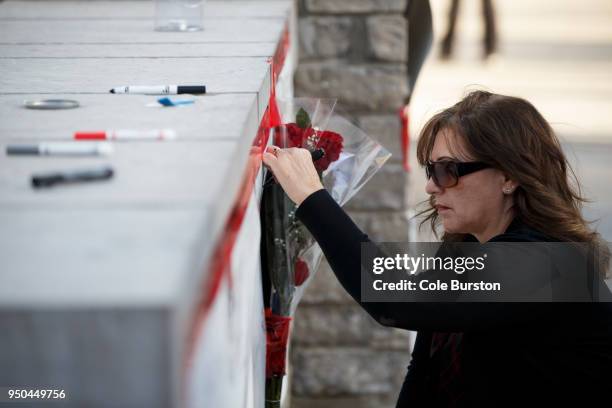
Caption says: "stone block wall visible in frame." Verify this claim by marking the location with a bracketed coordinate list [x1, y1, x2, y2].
[291, 1, 414, 406]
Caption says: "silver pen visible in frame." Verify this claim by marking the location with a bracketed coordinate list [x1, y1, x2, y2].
[6, 142, 113, 156]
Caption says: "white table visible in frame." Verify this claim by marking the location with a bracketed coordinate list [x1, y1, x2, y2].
[0, 1, 295, 407]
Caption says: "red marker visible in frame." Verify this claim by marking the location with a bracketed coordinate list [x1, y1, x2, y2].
[74, 129, 177, 141]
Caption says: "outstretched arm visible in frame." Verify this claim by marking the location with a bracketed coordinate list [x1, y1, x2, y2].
[263, 146, 557, 332]
[296, 189, 555, 332]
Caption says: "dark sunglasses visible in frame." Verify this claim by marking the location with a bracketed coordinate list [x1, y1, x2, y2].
[425, 160, 491, 188]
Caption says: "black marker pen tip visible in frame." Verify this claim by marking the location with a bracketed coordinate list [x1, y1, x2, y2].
[311, 149, 325, 161]
[109, 89, 115, 94]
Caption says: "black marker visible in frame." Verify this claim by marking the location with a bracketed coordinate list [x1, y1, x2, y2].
[109, 85, 206, 95]
[32, 166, 114, 188]
[311, 149, 325, 161]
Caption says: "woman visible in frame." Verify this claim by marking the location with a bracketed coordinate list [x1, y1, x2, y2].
[262, 91, 612, 407]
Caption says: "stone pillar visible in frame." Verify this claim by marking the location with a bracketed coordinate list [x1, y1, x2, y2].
[291, 1, 413, 407]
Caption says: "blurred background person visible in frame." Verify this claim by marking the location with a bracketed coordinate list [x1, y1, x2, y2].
[440, 0, 498, 60]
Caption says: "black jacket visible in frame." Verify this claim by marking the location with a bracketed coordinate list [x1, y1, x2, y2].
[296, 189, 612, 407]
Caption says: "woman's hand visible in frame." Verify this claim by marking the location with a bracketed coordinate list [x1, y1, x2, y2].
[262, 146, 324, 206]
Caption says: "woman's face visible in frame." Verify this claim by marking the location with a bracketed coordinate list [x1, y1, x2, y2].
[425, 129, 513, 239]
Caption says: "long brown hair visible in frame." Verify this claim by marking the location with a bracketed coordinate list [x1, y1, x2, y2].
[415, 90, 610, 276]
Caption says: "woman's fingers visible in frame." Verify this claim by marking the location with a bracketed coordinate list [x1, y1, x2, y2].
[266, 145, 282, 156]
[261, 145, 323, 205]
[264, 147, 308, 172]
[262, 145, 282, 169]
[262, 150, 277, 168]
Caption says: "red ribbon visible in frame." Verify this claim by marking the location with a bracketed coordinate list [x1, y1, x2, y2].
[268, 22, 289, 129]
[272, 22, 290, 81]
[265, 308, 292, 378]
[399, 105, 411, 172]
[184, 23, 291, 374]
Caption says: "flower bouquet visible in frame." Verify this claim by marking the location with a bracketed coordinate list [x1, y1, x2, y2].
[261, 98, 391, 408]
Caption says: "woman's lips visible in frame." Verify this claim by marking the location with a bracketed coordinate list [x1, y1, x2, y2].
[435, 204, 452, 212]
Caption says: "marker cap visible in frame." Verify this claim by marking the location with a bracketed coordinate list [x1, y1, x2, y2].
[74, 131, 106, 140]
[177, 85, 206, 94]
[6, 145, 39, 155]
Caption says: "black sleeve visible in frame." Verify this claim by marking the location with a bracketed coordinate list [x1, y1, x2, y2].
[395, 331, 432, 407]
[295, 189, 556, 332]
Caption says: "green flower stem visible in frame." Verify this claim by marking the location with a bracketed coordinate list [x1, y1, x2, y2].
[265, 376, 283, 408]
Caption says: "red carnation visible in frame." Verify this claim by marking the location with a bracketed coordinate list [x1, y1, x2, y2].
[294, 258, 309, 286]
[314, 130, 343, 172]
[285, 123, 305, 147]
[275, 123, 315, 148]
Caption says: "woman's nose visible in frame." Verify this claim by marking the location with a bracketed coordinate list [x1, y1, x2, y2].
[425, 176, 442, 195]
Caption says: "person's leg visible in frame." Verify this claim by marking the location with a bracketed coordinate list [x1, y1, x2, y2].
[482, 0, 498, 57]
[441, 0, 460, 59]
